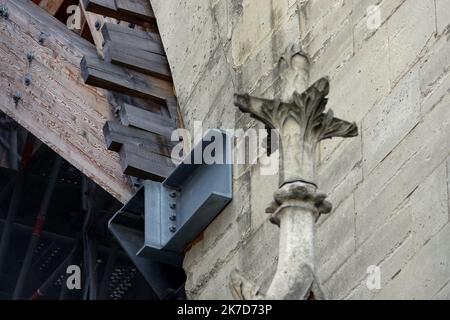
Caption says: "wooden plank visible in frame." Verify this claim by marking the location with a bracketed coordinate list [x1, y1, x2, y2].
[0, 0, 133, 203]
[120, 103, 175, 138]
[101, 23, 164, 55]
[115, 0, 155, 22]
[120, 144, 174, 181]
[107, 91, 162, 115]
[82, 0, 155, 25]
[79, 0, 106, 57]
[104, 41, 171, 80]
[39, 0, 65, 15]
[103, 121, 172, 157]
[80, 54, 174, 102]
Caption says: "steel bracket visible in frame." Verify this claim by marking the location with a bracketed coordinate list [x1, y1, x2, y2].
[109, 129, 233, 298]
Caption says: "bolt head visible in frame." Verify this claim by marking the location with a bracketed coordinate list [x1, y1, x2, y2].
[95, 21, 101, 30]
[24, 75, 32, 86]
[169, 192, 177, 198]
[170, 203, 176, 210]
[38, 32, 46, 45]
[26, 52, 34, 63]
[13, 92, 21, 104]
[169, 215, 176, 221]
[169, 226, 177, 233]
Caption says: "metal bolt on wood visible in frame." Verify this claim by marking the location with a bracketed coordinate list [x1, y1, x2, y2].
[0, 5, 9, 19]
[24, 74, 32, 86]
[13, 92, 21, 104]
[26, 52, 34, 63]
[38, 32, 46, 45]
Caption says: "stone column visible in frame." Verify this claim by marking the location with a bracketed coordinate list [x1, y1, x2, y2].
[229, 45, 358, 300]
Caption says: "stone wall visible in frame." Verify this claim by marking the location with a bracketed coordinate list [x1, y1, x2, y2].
[150, 0, 450, 299]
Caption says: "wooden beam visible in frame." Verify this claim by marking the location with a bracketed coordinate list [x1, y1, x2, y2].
[80, 54, 174, 102]
[119, 144, 174, 181]
[79, 0, 106, 57]
[39, 0, 65, 16]
[102, 23, 164, 55]
[82, 0, 156, 25]
[0, 0, 133, 203]
[103, 121, 172, 157]
[104, 41, 171, 80]
[115, 0, 155, 24]
[119, 103, 175, 138]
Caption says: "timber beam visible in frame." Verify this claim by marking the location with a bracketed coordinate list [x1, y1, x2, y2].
[0, 0, 133, 203]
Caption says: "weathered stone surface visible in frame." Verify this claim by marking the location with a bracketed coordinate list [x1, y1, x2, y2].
[436, 0, 450, 34]
[181, 48, 234, 131]
[323, 198, 412, 299]
[326, 25, 390, 124]
[375, 224, 450, 299]
[318, 138, 362, 198]
[355, 81, 450, 246]
[362, 68, 421, 174]
[352, 0, 406, 52]
[250, 163, 279, 231]
[387, 0, 436, 85]
[150, 0, 221, 106]
[316, 194, 355, 283]
[151, 0, 449, 300]
[419, 33, 450, 114]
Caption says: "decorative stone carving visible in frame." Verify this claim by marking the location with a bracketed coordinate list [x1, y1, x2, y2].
[229, 45, 358, 300]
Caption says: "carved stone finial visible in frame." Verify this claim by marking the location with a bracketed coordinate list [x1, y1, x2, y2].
[230, 44, 359, 301]
[234, 77, 357, 185]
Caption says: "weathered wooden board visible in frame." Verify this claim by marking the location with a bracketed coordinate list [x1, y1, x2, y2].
[82, 0, 155, 25]
[39, 0, 65, 15]
[80, 54, 174, 102]
[104, 41, 171, 80]
[119, 103, 175, 138]
[101, 23, 164, 55]
[0, 0, 133, 203]
[103, 121, 172, 157]
[119, 144, 174, 181]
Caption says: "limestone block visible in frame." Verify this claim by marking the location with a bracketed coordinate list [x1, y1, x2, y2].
[237, 9, 301, 96]
[362, 68, 421, 175]
[355, 90, 450, 245]
[250, 163, 279, 231]
[326, 25, 390, 125]
[318, 138, 362, 196]
[150, 0, 221, 106]
[375, 224, 450, 299]
[436, 0, 450, 34]
[316, 194, 355, 283]
[352, 0, 406, 52]
[323, 199, 412, 299]
[231, 0, 294, 67]
[387, 0, 436, 85]
[181, 48, 235, 131]
[419, 33, 450, 114]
